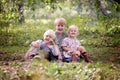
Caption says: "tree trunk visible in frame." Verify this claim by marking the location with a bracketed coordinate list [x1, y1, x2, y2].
[18, 4, 25, 23]
[97, 0, 111, 15]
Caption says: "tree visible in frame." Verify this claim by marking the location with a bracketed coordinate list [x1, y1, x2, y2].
[0, 0, 24, 25]
[0, 0, 119, 26]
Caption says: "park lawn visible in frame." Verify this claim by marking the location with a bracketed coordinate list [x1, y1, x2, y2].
[0, 26, 120, 80]
[0, 17, 120, 80]
[0, 44, 120, 80]
[0, 0, 120, 79]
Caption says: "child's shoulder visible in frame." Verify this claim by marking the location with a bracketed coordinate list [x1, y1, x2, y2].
[63, 32, 67, 34]
[63, 37, 71, 40]
[63, 32, 68, 36]
[35, 40, 43, 43]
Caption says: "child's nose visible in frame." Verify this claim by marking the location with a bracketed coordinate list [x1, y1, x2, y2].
[60, 25, 63, 28]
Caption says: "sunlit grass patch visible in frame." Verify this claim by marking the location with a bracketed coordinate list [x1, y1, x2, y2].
[0, 59, 120, 80]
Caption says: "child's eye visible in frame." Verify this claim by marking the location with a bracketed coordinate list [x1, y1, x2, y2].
[74, 30, 77, 32]
[46, 35, 51, 38]
[61, 25, 63, 27]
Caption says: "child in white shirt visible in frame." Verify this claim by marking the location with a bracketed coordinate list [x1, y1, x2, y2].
[25, 29, 62, 61]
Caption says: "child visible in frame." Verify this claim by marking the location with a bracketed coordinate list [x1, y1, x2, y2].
[25, 29, 62, 61]
[24, 40, 42, 59]
[54, 18, 68, 54]
[28, 18, 67, 61]
[61, 25, 91, 62]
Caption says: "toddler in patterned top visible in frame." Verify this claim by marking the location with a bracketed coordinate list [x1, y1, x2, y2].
[62, 25, 91, 62]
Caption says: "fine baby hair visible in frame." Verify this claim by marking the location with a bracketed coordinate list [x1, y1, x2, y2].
[54, 18, 66, 26]
[43, 29, 56, 40]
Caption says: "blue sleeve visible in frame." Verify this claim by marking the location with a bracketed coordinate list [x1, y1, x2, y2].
[40, 42, 50, 53]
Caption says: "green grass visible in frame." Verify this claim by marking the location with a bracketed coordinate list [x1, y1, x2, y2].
[0, 31, 120, 79]
[0, 58, 120, 80]
[0, 46, 28, 53]
[0, 13, 120, 80]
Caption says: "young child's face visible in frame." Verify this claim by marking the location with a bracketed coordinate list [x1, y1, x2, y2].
[55, 23, 65, 34]
[69, 28, 78, 38]
[44, 35, 53, 44]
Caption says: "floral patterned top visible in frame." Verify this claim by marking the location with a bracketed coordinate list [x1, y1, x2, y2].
[61, 37, 81, 58]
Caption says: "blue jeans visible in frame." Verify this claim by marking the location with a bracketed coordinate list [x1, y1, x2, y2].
[62, 55, 81, 62]
[62, 55, 72, 62]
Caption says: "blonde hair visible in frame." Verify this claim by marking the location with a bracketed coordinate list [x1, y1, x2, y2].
[43, 29, 56, 40]
[54, 18, 66, 26]
[68, 25, 79, 35]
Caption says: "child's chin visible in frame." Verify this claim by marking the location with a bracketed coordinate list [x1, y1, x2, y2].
[44, 41, 49, 43]
[70, 35, 75, 37]
[58, 31, 63, 33]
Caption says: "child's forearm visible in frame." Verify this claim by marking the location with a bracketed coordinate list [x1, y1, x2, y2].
[62, 46, 71, 52]
[54, 45, 60, 54]
[31, 41, 39, 48]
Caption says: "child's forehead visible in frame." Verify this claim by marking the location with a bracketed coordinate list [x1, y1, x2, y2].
[45, 35, 53, 38]
[54, 19, 66, 25]
[45, 34, 52, 37]
[69, 27, 78, 30]
[56, 21, 65, 25]
[46, 34, 51, 36]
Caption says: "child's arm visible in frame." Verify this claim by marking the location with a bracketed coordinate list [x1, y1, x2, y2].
[31, 40, 42, 48]
[54, 45, 62, 60]
[61, 38, 73, 52]
[50, 39, 62, 60]
[25, 40, 42, 59]
[62, 46, 71, 52]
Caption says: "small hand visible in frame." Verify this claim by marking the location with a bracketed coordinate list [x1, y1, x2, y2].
[58, 55, 62, 60]
[74, 51, 81, 56]
[31, 41, 39, 48]
[50, 39, 55, 44]
[71, 50, 80, 56]
[68, 50, 74, 56]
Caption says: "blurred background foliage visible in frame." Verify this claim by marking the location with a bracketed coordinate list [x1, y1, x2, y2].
[0, 0, 120, 80]
[0, 0, 120, 47]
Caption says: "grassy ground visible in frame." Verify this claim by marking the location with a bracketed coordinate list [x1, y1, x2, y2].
[0, 41, 120, 80]
[0, 17, 120, 80]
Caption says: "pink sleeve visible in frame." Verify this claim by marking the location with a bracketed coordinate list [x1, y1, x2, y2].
[61, 38, 68, 47]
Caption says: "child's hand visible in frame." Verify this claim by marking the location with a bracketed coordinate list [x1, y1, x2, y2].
[72, 51, 80, 56]
[68, 50, 74, 56]
[50, 39, 55, 45]
[75, 51, 81, 56]
[58, 55, 62, 60]
[31, 41, 39, 48]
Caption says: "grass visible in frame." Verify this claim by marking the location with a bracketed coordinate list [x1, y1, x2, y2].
[0, 57, 120, 80]
[0, 37, 120, 80]
[0, 12, 120, 80]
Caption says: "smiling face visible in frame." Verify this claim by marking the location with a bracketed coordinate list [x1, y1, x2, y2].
[55, 23, 65, 34]
[54, 18, 66, 34]
[43, 29, 56, 44]
[44, 35, 53, 44]
[68, 25, 78, 38]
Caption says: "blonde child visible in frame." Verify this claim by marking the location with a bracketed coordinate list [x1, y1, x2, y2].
[61, 25, 91, 62]
[54, 18, 68, 54]
[29, 17, 67, 61]
[25, 29, 62, 61]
